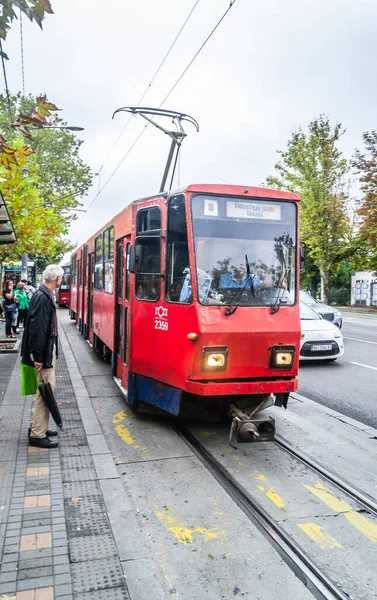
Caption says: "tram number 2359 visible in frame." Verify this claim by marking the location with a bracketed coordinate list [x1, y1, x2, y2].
[155, 319, 168, 331]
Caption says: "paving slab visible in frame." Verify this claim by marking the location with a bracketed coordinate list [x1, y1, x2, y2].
[270, 392, 377, 500]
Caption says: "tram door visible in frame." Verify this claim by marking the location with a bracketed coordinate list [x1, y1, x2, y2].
[87, 254, 94, 344]
[115, 237, 132, 386]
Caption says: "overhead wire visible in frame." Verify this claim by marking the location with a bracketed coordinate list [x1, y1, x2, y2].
[98, 0, 201, 175]
[20, 10, 26, 95]
[71, 0, 201, 235]
[75, 0, 238, 232]
[0, 40, 13, 123]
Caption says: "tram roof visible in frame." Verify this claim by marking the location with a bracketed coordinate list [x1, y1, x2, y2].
[182, 184, 300, 201]
[72, 183, 300, 255]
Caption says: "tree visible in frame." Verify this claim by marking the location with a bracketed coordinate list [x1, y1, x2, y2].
[0, 149, 75, 266]
[0, 0, 54, 40]
[351, 131, 377, 274]
[0, 93, 92, 265]
[267, 115, 351, 303]
[0, 93, 93, 206]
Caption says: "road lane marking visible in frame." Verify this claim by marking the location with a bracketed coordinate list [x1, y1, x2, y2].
[344, 337, 377, 345]
[298, 523, 341, 549]
[349, 361, 377, 371]
[155, 507, 226, 544]
[303, 482, 377, 543]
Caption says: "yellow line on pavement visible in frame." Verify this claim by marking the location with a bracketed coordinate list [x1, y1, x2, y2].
[266, 487, 286, 509]
[298, 523, 341, 549]
[303, 482, 377, 543]
[155, 508, 226, 545]
[113, 410, 140, 448]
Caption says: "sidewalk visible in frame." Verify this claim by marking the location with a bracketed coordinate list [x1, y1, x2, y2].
[0, 321, 134, 599]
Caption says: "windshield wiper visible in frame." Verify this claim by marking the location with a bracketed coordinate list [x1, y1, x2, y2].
[225, 254, 254, 316]
[245, 254, 255, 298]
[271, 248, 287, 315]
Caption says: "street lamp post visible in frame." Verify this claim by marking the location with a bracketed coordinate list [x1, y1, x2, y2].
[27, 126, 84, 132]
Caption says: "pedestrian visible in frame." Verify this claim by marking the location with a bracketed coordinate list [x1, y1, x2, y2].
[14, 281, 30, 329]
[21, 265, 64, 449]
[21, 279, 36, 300]
[2, 280, 19, 338]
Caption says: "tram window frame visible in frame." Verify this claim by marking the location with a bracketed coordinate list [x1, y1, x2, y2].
[135, 206, 161, 302]
[85, 245, 89, 288]
[165, 195, 192, 304]
[125, 243, 131, 301]
[116, 243, 124, 300]
[71, 255, 77, 285]
[104, 226, 115, 294]
[78, 259, 82, 287]
[94, 234, 104, 290]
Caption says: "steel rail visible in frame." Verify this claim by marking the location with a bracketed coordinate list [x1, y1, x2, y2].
[274, 434, 377, 517]
[175, 425, 350, 600]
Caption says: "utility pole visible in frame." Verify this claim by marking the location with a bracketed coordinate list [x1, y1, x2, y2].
[21, 165, 29, 281]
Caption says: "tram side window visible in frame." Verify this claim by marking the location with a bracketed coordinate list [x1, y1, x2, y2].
[71, 256, 77, 285]
[166, 196, 191, 303]
[104, 226, 115, 294]
[135, 207, 161, 301]
[94, 235, 103, 290]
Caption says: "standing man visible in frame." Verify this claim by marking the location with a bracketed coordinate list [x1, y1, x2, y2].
[22, 265, 63, 449]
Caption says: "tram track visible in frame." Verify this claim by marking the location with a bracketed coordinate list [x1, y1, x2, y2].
[274, 435, 377, 517]
[175, 424, 352, 600]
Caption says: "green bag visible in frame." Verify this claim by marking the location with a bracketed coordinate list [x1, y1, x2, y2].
[20, 361, 38, 396]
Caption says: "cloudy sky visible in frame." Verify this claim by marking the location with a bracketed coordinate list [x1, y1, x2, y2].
[3, 0, 377, 248]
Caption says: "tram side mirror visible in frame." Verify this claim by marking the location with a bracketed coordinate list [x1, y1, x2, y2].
[129, 244, 143, 274]
[300, 245, 306, 272]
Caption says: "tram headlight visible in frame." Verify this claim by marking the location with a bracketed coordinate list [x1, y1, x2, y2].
[202, 347, 228, 372]
[270, 346, 295, 369]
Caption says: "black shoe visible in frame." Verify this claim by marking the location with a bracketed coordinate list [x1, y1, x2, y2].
[29, 437, 58, 449]
[28, 428, 58, 438]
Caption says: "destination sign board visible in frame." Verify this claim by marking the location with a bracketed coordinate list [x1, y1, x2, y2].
[226, 201, 281, 220]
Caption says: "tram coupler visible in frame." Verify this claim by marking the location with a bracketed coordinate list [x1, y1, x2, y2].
[229, 405, 276, 448]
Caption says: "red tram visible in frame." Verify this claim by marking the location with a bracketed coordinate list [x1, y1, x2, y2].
[57, 265, 71, 307]
[70, 184, 301, 442]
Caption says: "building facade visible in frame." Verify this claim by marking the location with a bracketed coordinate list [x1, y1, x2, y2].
[351, 270, 377, 306]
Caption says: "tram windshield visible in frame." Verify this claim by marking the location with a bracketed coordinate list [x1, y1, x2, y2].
[60, 267, 71, 290]
[190, 194, 297, 307]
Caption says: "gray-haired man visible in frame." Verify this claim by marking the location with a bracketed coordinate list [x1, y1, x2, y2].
[22, 265, 64, 449]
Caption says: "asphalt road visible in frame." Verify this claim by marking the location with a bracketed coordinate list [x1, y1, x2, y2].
[298, 311, 377, 429]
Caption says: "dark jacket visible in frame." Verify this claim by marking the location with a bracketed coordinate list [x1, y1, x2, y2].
[21, 285, 58, 368]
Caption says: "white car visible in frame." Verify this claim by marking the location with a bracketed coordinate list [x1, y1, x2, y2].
[300, 301, 344, 361]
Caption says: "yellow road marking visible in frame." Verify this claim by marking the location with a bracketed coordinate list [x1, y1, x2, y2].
[266, 487, 286, 509]
[155, 508, 226, 545]
[113, 410, 140, 448]
[304, 482, 377, 543]
[155, 550, 178, 594]
[255, 474, 286, 509]
[298, 523, 341, 549]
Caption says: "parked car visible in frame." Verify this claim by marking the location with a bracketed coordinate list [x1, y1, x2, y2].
[300, 290, 342, 328]
[300, 301, 344, 361]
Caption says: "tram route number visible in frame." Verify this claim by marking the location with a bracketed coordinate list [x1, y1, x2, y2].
[155, 306, 169, 332]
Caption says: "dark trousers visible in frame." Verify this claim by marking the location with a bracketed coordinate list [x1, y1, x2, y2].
[5, 310, 17, 336]
[17, 308, 28, 328]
